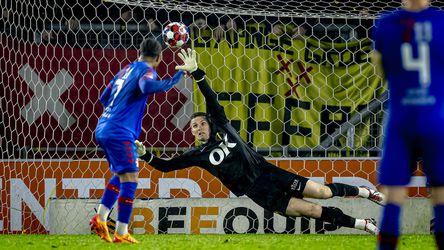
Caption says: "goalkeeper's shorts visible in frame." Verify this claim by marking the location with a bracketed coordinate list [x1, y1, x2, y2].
[97, 137, 139, 174]
[246, 164, 308, 215]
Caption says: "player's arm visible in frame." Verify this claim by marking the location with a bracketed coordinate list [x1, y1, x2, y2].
[371, 17, 385, 80]
[192, 69, 228, 124]
[99, 74, 119, 106]
[176, 49, 229, 124]
[370, 50, 385, 79]
[138, 70, 184, 94]
[135, 140, 192, 172]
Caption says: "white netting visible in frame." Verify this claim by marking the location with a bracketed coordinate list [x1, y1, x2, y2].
[109, 0, 443, 18]
[0, 0, 437, 234]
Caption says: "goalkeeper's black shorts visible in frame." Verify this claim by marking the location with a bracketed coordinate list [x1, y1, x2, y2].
[245, 163, 309, 215]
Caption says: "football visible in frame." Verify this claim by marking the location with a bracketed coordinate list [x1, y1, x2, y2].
[162, 22, 189, 48]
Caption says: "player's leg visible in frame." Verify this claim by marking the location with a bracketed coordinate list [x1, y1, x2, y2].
[377, 128, 412, 250]
[93, 139, 139, 243]
[246, 166, 377, 234]
[430, 186, 444, 250]
[91, 174, 120, 242]
[90, 137, 114, 243]
[114, 171, 139, 243]
[421, 132, 444, 250]
[111, 140, 140, 243]
[284, 197, 378, 234]
[302, 180, 385, 205]
[97, 175, 120, 221]
[378, 186, 407, 250]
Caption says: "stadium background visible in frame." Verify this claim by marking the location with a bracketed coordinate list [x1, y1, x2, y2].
[0, 0, 437, 235]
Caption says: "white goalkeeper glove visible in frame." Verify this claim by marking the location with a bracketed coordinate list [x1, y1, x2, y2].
[135, 140, 146, 157]
[175, 48, 198, 73]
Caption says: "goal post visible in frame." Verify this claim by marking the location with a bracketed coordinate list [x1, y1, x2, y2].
[0, 0, 437, 234]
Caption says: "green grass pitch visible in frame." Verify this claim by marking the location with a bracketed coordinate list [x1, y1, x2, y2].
[0, 234, 435, 250]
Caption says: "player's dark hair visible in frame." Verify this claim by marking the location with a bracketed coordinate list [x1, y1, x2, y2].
[139, 38, 162, 58]
[190, 112, 208, 120]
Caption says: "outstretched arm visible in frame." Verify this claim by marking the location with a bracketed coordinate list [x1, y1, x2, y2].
[138, 70, 184, 94]
[176, 49, 228, 124]
[192, 69, 228, 124]
[136, 140, 191, 172]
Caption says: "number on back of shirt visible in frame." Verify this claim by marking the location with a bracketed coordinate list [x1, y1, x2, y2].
[108, 66, 134, 107]
[401, 22, 432, 88]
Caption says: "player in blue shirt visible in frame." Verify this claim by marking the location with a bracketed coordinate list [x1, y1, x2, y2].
[90, 38, 184, 243]
[372, 0, 444, 249]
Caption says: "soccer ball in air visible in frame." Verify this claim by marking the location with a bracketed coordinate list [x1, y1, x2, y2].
[162, 22, 189, 48]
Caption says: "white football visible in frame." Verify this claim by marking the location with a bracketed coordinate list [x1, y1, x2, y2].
[162, 22, 189, 48]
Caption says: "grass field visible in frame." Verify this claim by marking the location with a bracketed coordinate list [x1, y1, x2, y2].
[0, 234, 436, 250]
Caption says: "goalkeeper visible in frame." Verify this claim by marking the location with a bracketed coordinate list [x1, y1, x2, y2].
[137, 49, 384, 234]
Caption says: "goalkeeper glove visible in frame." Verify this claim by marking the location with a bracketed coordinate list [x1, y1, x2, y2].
[135, 140, 154, 163]
[135, 140, 146, 157]
[175, 48, 198, 73]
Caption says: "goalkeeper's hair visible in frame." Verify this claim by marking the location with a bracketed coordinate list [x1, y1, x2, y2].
[139, 38, 162, 58]
[191, 112, 208, 120]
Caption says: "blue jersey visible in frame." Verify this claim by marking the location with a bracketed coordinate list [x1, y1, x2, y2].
[373, 7, 444, 130]
[374, 7, 444, 186]
[96, 61, 184, 140]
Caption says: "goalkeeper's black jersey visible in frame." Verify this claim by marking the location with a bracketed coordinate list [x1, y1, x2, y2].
[140, 69, 267, 196]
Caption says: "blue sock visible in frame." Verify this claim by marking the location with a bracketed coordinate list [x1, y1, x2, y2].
[378, 203, 401, 250]
[100, 175, 120, 209]
[117, 182, 137, 224]
[433, 205, 444, 249]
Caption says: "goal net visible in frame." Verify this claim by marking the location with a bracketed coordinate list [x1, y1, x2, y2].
[0, 0, 438, 234]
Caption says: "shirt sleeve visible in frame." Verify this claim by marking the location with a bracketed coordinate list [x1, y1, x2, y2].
[138, 68, 184, 94]
[192, 69, 229, 125]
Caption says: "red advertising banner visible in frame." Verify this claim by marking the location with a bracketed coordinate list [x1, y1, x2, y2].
[0, 37, 194, 155]
[0, 159, 426, 234]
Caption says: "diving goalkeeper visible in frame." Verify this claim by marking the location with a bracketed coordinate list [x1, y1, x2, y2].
[137, 49, 384, 234]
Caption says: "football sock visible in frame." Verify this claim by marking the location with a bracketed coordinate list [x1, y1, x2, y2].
[320, 206, 355, 228]
[433, 205, 444, 250]
[358, 187, 371, 198]
[354, 219, 367, 230]
[98, 175, 120, 221]
[378, 203, 401, 250]
[326, 183, 359, 197]
[116, 221, 129, 236]
[117, 181, 137, 235]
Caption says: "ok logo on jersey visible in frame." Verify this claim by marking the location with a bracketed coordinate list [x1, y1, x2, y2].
[209, 135, 237, 166]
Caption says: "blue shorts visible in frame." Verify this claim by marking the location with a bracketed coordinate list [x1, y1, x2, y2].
[96, 137, 138, 174]
[379, 125, 444, 187]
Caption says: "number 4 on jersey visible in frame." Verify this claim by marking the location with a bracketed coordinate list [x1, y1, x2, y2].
[401, 22, 432, 88]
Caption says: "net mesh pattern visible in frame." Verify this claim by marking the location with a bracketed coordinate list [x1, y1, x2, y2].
[0, 0, 434, 235]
